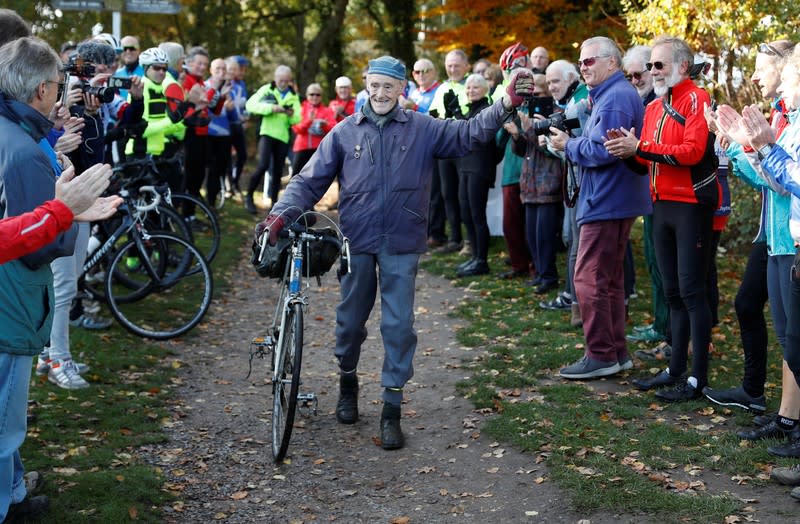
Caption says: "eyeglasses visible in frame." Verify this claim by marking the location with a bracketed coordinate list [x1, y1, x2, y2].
[149, 65, 167, 72]
[413, 69, 429, 75]
[307, 93, 322, 97]
[578, 55, 609, 68]
[123, 46, 138, 52]
[645, 61, 667, 71]
[625, 69, 649, 81]
[46, 79, 66, 98]
[759, 43, 785, 58]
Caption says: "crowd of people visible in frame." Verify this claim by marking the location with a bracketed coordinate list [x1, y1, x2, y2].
[5, 2, 800, 518]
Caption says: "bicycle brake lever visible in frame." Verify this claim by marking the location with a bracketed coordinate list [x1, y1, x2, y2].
[257, 231, 269, 262]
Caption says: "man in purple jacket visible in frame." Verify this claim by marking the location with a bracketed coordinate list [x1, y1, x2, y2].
[549, 36, 652, 380]
[256, 55, 533, 450]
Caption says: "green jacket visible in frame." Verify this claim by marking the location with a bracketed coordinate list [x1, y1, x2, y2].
[246, 83, 301, 143]
[428, 79, 469, 120]
[126, 76, 185, 157]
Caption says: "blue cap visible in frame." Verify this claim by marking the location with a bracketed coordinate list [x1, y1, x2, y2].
[234, 55, 249, 66]
[367, 56, 406, 81]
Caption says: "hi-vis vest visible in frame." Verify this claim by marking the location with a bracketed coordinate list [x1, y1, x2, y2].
[126, 77, 185, 157]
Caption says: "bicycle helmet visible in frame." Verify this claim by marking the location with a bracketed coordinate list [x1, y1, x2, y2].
[140, 47, 169, 68]
[499, 42, 529, 71]
[95, 33, 122, 53]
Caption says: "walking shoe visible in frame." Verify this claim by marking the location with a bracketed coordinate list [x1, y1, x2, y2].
[533, 281, 559, 295]
[633, 323, 653, 333]
[426, 237, 445, 249]
[457, 259, 489, 277]
[458, 240, 473, 257]
[559, 355, 621, 380]
[654, 380, 702, 402]
[456, 258, 476, 272]
[35, 357, 89, 376]
[771, 464, 800, 485]
[702, 385, 767, 414]
[498, 269, 528, 279]
[632, 370, 681, 391]
[768, 438, 800, 458]
[244, 195, 257, 215]
[48, 359, 90, 390]
[540, 291, 572, 310]
[626, 326, 666, 343]
[336, 373, 359, 424]
[791, 486, 800, 501]
[69, 314, 112, 330]
[634, 341, 671, 361]
[437, 241, 462, 254]
[737, 420, 791, 441]
[4, 495, 49, 521]
[380, 403, 404, 450]
[23, 471, 44, 496]
[754, 412, 779, 427]
[570, 303, 582, 327]
[618, 357, 634, 371]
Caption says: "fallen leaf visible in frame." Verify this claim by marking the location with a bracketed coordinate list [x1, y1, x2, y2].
[128, 506, 138, 519]
[230, 491, 248, 500]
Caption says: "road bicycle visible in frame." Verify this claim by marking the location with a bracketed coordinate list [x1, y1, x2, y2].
[83, 176, 213, 340]
[250, 211, 350, 462]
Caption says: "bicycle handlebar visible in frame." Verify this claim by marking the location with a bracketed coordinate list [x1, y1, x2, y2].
[132, 185, 161, 213]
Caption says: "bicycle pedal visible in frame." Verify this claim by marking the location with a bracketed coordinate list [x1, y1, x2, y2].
[297, 392, 318, 416]
[250, 335, 274, 349]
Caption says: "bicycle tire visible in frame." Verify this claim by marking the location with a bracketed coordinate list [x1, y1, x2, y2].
[272, 302, 303, 462]
[105, 232, 213, 339]
[167, 192, 220, 264]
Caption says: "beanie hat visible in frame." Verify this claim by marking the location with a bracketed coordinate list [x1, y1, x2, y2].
[335, 76, 352, 88]
[367, 56, 406, 81]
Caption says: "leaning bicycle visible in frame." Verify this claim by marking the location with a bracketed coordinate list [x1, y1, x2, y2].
[250, 211, 350, 462]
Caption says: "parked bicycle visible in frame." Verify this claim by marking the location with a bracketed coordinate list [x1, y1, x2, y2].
[249, 211, 350, 462]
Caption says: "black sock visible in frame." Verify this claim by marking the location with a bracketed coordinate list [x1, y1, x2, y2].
[777, 417, 797, 431]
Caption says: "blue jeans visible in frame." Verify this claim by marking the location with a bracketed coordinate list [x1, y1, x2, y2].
[0, 354, 33, 520]
[524, 202, 559, 287]
[335, 246, 419, 406]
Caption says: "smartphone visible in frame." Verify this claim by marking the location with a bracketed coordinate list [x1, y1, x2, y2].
[107, 76, 133, 90]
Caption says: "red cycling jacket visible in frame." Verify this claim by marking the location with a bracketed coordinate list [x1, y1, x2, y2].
[0, 200, 73, 265]
[635, 78, 720, 208]
[182, 72, 225, 136]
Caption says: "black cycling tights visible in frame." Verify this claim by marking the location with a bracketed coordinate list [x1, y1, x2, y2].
[652, 200, 713, 386]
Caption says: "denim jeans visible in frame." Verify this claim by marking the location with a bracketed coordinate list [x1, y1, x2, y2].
[48, 222, 90, 362]
[0, 354, 33, 520]
[335, 245, 419, 405]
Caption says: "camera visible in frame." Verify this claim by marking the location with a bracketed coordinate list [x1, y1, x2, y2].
[532, 112, 580, 136]
[63, 57, 96, 78]
[107, 76, 133, 90]
[75, 80, 116, 103]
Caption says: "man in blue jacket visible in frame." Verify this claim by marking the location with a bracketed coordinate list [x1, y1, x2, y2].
[256, 56, 533, 450]
[549, 36, 652, 380]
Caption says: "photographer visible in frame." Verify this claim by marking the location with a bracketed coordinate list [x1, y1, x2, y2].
[244, 64, 301, 214]
[513, 73, 567, 294]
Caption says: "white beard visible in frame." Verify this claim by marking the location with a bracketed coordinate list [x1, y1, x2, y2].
[654, 67, 683, 97]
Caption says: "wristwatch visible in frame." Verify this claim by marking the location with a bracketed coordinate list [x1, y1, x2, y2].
[757, 143, 775, 161]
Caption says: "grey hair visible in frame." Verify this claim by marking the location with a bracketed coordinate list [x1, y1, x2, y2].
[651, 36, 693, 70]
[0, 8, 31, 49]
[76, 40, 116, 67]
[0, 36, 60, 103]
[159, 42, 184, 70]
[623, 45, 652, 70]
[545, 59, 580, 82]
[446, 49, 469, 63]
[581, 36, 622, 68]
[275, 64, 292, 78]
[186, 46, 209, 63]
[415, 58, 436, 73]
[465, 73, 488, 90]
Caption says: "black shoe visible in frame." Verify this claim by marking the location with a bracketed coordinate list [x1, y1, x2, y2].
[768, 428, 800, 457]
[456, 258, 476, 272]
[654, 380, 702, 402]
[754, 412, 778, 427]
[244, 195, 257, 215]
[336, 373, 359, 424]
[702, 385, 767, 414]
[533, 281, 558, 294]
[737, 420, 791, 441]
[632, 370, 680, 391]
[4, 495, 49, 522]
[457, 259, 489, 277]
[380, 403, 404, 450]
[498, 269, 527, 279]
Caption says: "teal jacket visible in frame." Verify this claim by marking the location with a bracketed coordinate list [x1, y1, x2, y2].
[245, 82, 301, 143]
[727, 140, 794, 256]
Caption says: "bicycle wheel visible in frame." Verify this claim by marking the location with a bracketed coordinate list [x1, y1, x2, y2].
[167, 192, 220, 264]
[105, 232, 213, 339]
[272, 302, 303, 462]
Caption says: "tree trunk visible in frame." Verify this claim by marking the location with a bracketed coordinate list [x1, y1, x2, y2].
[298, 0, 350, 91]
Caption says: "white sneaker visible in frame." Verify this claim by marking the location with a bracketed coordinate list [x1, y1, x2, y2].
[37, 356, 89, 376]
[48, 359, 90, 389]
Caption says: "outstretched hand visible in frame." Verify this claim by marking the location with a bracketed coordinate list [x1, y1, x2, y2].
[502, 68, 534, 110]
[603, 127, 639, 159]
[55, 162, 116, 217]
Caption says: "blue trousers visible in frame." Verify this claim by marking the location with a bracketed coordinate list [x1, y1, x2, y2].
[0, 354, 33, 520]
[335, 247, 419, 405]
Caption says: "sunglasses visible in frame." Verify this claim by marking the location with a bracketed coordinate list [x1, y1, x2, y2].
[123, 46, 138, 52]
[307, 93, 322, 97]
[625, 70, 648, 81]
[149, 65, 168, 72]
[645, 61, 666, 71]
[413, 69, 429, 75]
[759, 43, 785, 58]
[578, 55, 609, 68]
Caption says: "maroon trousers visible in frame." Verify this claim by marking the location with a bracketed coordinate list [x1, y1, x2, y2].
[574, 218, 634, 363]
[502, 184, 534, 275]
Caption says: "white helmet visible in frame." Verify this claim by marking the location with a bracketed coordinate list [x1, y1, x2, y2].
[139, 47, 169, 68]
[95, 33, 121, 53]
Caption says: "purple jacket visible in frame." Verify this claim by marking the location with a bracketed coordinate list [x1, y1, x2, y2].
[272, 100, 511, 254]
[565, 71, 652, 225]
